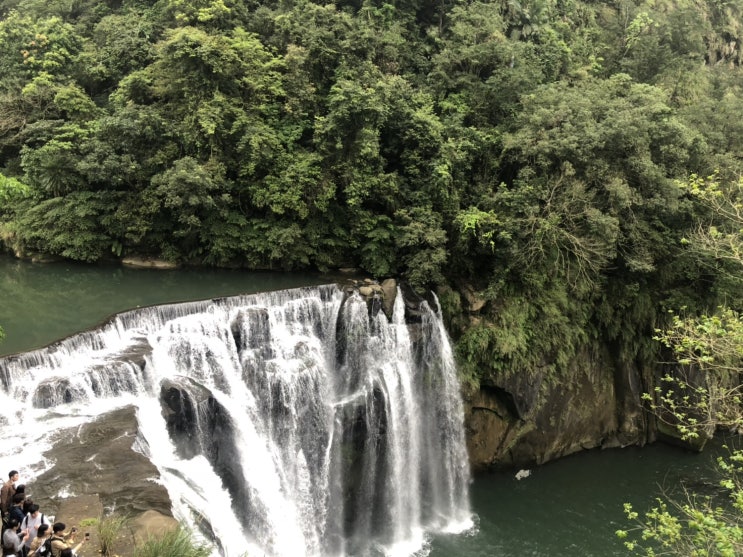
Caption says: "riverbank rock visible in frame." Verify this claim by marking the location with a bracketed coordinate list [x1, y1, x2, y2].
[121, 257, 179, 269]
[30, 253, 63, 263]
[52, 494, 102, 557]
[458, 281, 486, 313]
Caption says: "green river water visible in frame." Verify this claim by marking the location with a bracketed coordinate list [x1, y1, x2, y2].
[0, 255, 728, 556]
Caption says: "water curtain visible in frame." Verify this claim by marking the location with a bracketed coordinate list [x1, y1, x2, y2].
[0, 285, 471, 556]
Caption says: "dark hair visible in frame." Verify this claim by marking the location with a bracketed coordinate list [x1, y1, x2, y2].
[7, 517, 19, 528]
[60, 550, 73, 557]
[28, 504, 39, 514]
[52, 522, 66, 533]
[15, 484, 25, 493]
[8, 470, 18, 479]
[12, 492, 25, 504]
[37, 523, 50, 537]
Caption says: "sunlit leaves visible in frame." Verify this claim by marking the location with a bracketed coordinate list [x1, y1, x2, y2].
[650, 307, 743, 440]
[162, 0, 232, 27]
[0, 172, 30, 205]
[678, 174, 743, 280]
[0, 12, 81, 79]
[620, 451, 743, 556]
[623, 175, 743, 555]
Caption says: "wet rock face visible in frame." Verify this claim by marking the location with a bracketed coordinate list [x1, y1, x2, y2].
[33, 378, 84, 408]
[31, 406, 172, 517]
[464, 345, 649, 471]
[159, 378, 249, 520]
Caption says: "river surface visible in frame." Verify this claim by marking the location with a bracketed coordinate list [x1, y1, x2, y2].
[0, 254, 730, 556]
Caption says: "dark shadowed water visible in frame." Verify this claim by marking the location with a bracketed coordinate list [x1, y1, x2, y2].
[0, 254, 727, 556]
[430, 440, 729, 556]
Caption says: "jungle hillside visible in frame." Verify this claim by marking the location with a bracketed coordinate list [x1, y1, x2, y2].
[1, 0, 743, 387]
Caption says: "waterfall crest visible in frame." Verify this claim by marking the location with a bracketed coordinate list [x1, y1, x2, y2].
[0, 284, 472, 556]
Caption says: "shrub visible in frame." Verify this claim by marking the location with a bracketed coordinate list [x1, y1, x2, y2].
[134, 526, 211, 557]
[97, 514, 128, 557]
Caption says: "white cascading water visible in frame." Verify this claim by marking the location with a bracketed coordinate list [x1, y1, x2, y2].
[0, 285, 472, 556]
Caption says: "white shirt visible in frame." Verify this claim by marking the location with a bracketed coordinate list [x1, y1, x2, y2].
[21, 512, 49, 549]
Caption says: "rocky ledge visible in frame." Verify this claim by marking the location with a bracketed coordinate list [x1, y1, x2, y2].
[29, 406, 177, 557]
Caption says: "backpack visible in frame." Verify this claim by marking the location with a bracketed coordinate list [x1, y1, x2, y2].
[33, 536, 53, 556]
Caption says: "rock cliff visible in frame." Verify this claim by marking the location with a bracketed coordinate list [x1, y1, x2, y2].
[464, 346, 658, 470]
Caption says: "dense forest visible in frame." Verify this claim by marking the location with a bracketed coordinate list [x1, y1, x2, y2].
[0, 0, 742, 385]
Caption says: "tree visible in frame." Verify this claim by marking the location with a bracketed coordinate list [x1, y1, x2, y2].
[681, 174, 743, 280]
[618, 175, 743, 556]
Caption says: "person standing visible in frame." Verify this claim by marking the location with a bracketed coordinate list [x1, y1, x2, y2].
[2, 518, 27, 556]
[8, 496, 25, 529]
[0, 472, 19, 517]
[48, 524, 83, 557]
[13, 489, 32, 517]
[26, 524, 49, 557]
[21, 506, 48, 556]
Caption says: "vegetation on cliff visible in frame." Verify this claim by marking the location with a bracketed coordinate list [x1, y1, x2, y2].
[0, 0, 742, 387]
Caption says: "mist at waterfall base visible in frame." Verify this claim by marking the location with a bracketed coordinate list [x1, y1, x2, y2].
[0, 285, 473, 557]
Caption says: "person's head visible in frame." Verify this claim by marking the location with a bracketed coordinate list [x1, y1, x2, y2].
[15, 484, 25, 493]
[37, 523, 50, 538]
[60, 550, 73, 557]
[29, 504, 39, 516]
[12, 492, 25, 505]
[52, 522, 66, 534]
[7, 517, 19, 529]
[8, 470, 18, 481]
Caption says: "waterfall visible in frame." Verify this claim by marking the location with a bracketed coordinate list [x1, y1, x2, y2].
[0, 284, 472, 556]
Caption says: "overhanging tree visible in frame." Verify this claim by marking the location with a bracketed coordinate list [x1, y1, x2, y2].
[618, 175, 743, 556]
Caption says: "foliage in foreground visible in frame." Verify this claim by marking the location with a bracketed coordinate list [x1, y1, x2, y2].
[133, 526, 212, 557]
[649, 308, 743, 442]
[85, 515, 213, 557]
[94, 514, 129, 557]
[617, 448, 743, 557]
[617, 176, 743, 555]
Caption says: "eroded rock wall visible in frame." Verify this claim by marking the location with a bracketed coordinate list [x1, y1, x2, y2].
[464, 345, 656, 471]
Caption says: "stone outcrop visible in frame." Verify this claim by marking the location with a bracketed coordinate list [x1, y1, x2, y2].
[27, 406, 175, 557]
[32, 406, 171, 516]
[464, 342, 658, 471]
[350, 277, 398, 320]
[131, 510, 179, 545]
[159, 377, 248, 521]
[21, 407, 178, 557]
